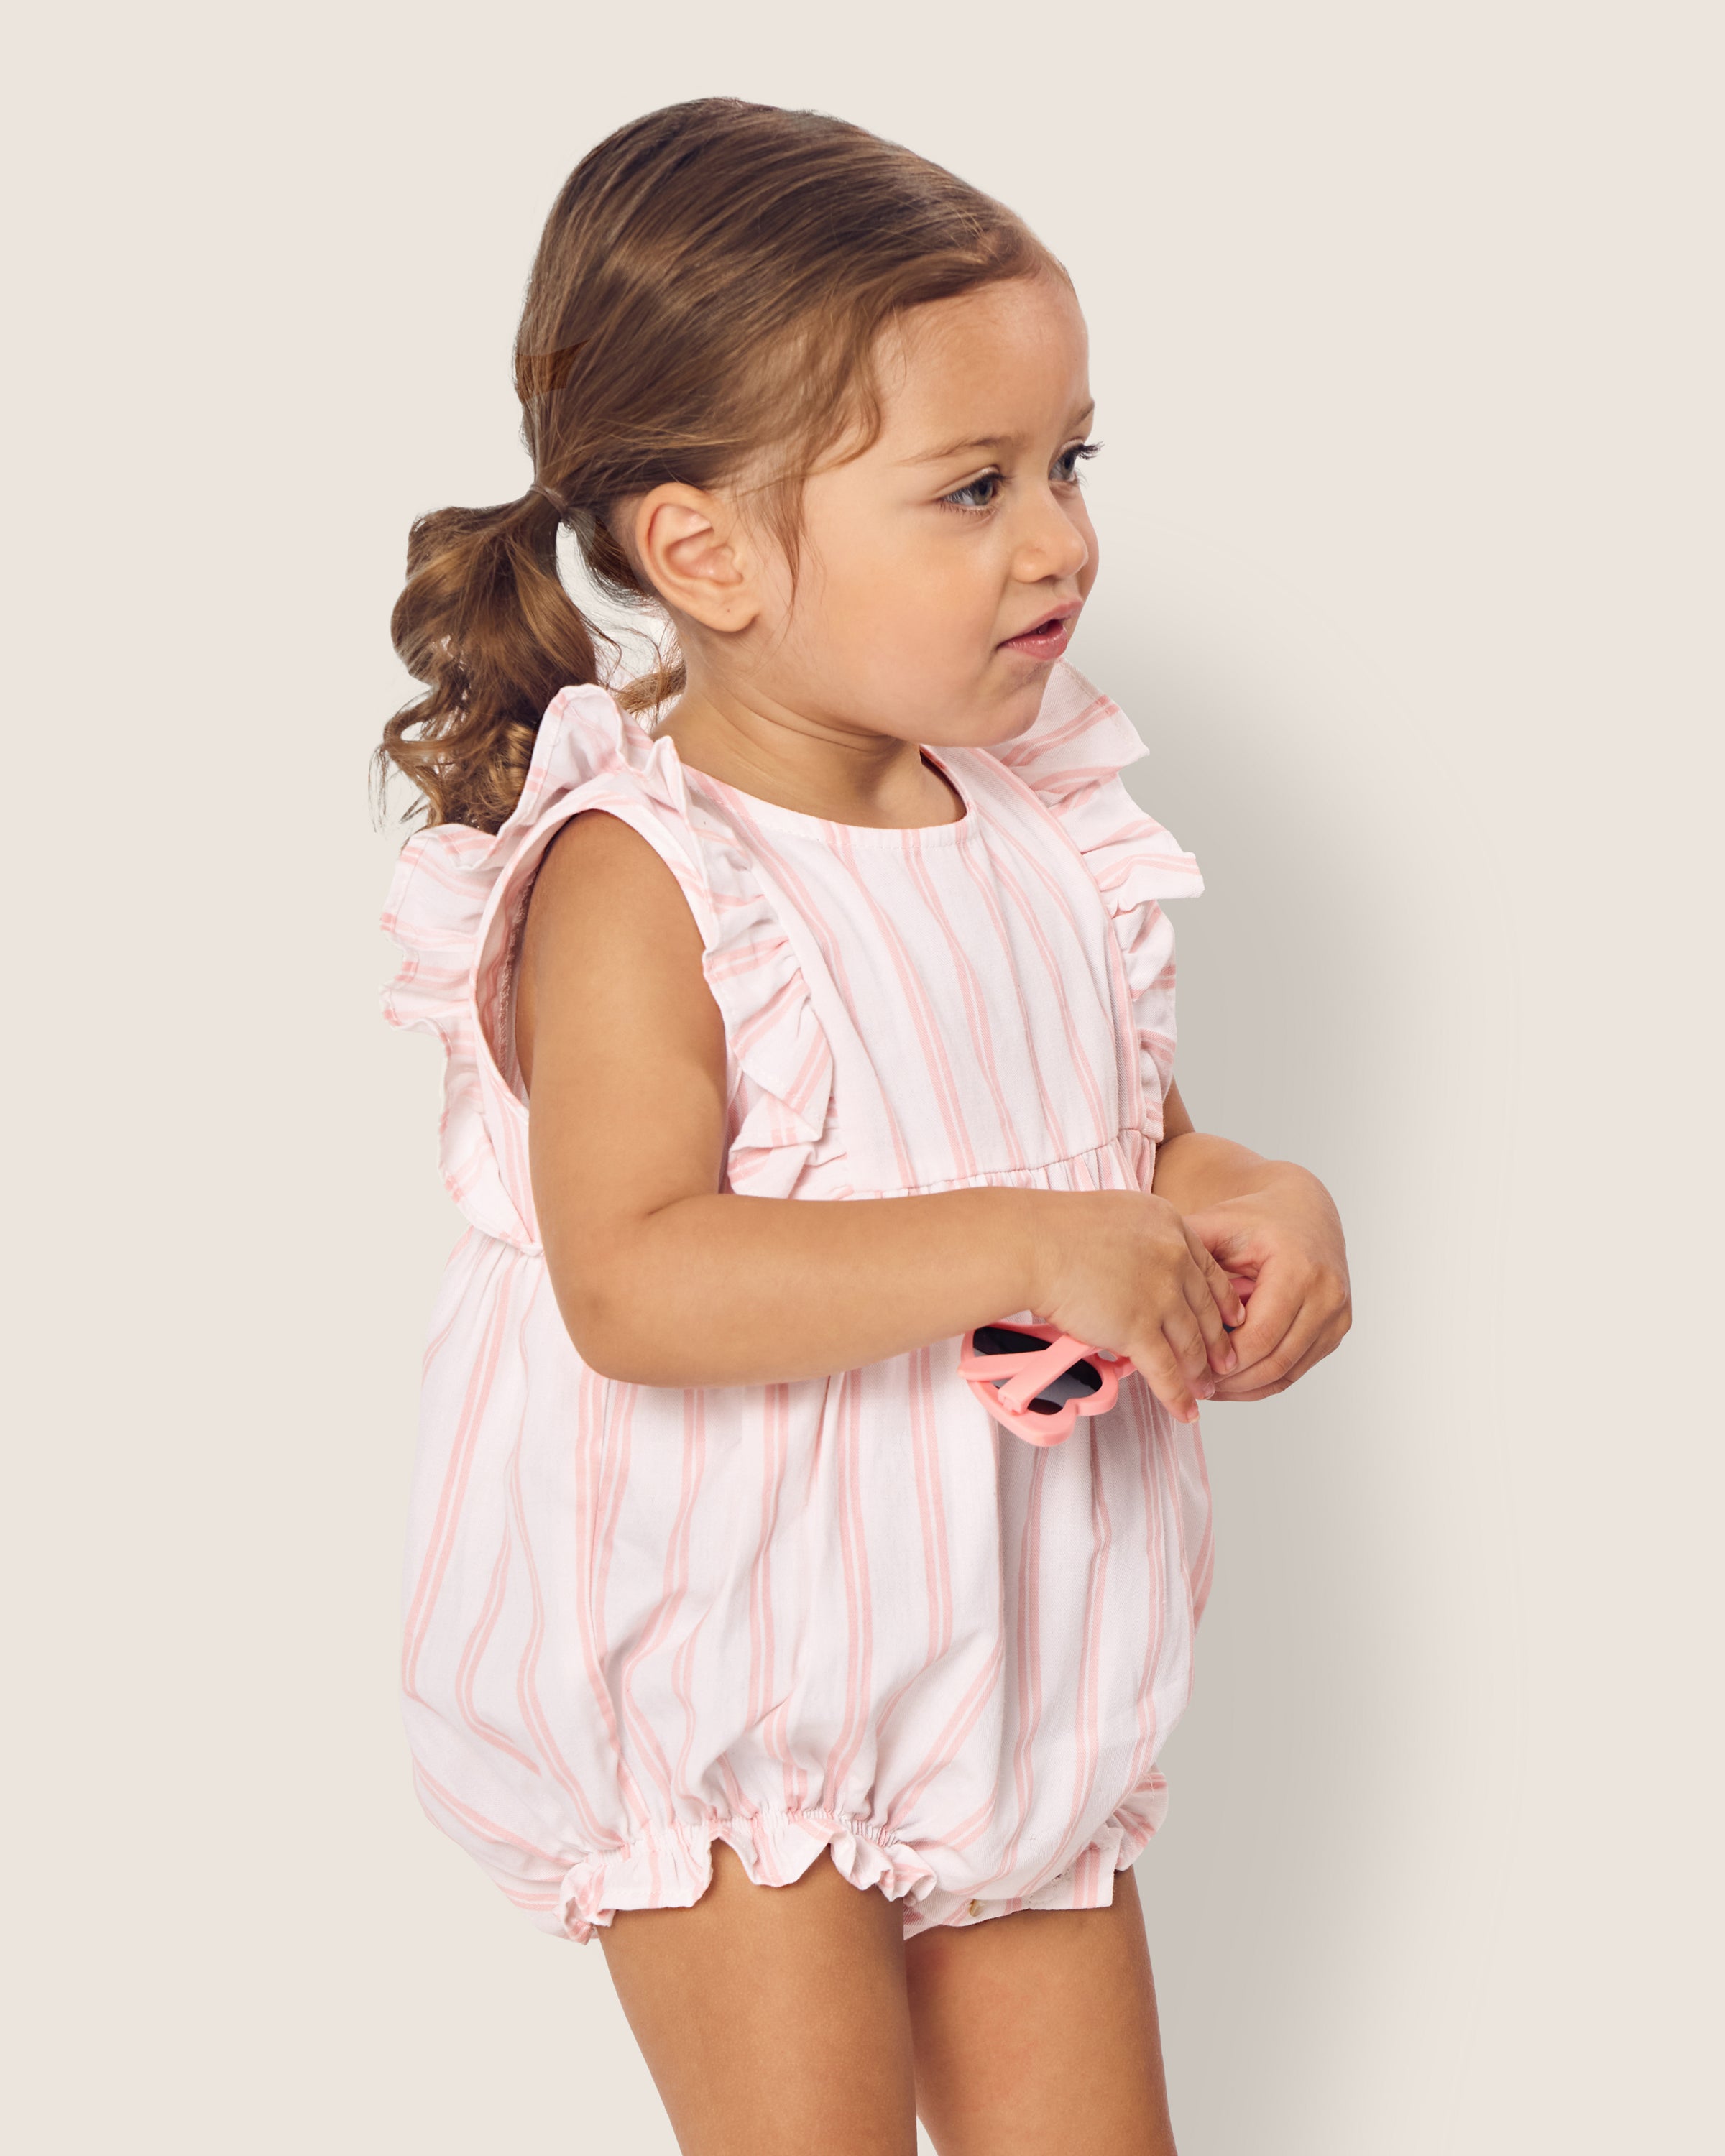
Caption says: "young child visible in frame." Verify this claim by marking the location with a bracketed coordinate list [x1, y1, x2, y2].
[380, 98, 1350, 2155]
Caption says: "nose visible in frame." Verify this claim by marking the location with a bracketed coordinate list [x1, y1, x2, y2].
[1013, 489, 1090, 586]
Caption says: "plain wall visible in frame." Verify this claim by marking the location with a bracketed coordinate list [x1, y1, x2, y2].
[6, 3, 1719, 2149]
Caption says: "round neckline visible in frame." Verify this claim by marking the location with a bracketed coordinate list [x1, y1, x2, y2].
[664, 736, 975, 845]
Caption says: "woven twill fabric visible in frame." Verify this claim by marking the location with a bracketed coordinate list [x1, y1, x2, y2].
[382, 660, 1211, 1940]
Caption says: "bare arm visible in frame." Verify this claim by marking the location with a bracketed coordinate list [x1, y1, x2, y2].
[515, 814, 1244, 1416]
[1150, 1081, 1277, 1212]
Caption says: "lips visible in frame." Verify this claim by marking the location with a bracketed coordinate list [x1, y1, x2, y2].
[998, 604, 1080, 660]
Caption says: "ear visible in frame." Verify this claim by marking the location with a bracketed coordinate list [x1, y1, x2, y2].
[630, 484, 762, 632]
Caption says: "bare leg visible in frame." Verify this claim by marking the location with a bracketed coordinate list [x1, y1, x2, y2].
[904, 1866, 1177, 2155]
[599, 1841, 920, 2156]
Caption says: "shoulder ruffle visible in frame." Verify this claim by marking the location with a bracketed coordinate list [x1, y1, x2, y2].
[988, 661, 1202, 906]
[687, 819, 842, 1199]
[987, 662, 1202, 1143]
[381, 686, 839, 1245]
[381, 686, 704, 1248]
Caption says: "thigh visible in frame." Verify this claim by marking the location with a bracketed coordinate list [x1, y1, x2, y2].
[904, 1866, 1177, 2156]
[599, 1841, 919, 2156]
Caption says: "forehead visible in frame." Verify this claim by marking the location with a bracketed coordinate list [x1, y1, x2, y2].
[873, 276, 1091, 448]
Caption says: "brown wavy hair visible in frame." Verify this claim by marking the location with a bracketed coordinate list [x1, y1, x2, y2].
[378, 98, 1059, 831]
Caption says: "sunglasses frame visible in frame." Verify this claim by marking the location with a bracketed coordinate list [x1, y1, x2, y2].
[958, 1322, 1132, 1446]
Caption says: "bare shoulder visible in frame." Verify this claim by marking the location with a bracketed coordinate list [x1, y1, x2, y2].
[525, 803, 696, 938]
[515, 808, 720, 1095]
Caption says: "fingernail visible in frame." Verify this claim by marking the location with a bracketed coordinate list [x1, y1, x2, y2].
[1221, 1346, 1238, 1371]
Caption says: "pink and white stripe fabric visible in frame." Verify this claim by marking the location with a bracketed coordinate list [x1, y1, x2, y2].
[382, 660, 1210, 1940]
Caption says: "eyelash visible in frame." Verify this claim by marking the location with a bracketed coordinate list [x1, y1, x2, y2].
[939, 441, 1102, 515]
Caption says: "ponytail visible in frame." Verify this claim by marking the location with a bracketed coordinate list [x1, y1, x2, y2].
[380, 489, 610, 834]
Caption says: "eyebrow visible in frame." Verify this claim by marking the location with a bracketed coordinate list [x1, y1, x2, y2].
[901, 407, 1097, 466]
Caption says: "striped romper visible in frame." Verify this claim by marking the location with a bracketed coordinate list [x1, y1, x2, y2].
[382, 658, 1210, 1940]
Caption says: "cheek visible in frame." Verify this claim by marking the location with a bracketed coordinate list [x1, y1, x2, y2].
[826, 524, 990, 639]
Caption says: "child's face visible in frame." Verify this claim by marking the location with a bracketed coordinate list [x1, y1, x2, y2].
[730, 272, 1099, 750]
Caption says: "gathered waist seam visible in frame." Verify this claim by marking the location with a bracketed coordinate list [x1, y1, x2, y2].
[844, 1129, 1151, 1202]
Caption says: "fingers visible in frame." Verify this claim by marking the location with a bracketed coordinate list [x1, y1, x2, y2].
[1128, 1221, 1257, 1421]
[1208, 1294, 1310, 1399]
[1213, 1257, 1302, 1377]
[1129, 1330, 1206, 1424]
[1136, 1280, 1338, 1425]
[1210, 1317, 1322, 1399]
[1180, 1192, 1351, 1405]
[1210, 1296, 1351, 1401]
[1115, 1195, 1352, 1422]
[1193, 1231, 1249, 1330]
[1179, 1206, 1274, 1281]
[1120, 1196, 1351, 1414]
[1141, 1279, 1251, 1422]
[1179, 1268, 1236, 1380]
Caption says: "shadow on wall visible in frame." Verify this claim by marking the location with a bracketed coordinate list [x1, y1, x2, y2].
[1091, 614, 1522, 2152]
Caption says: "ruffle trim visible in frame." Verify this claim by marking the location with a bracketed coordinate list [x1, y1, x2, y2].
[988, 663, 1202, 1142]
[683, 820, 842, 1200]
[552, 1783, 1171, 1943]
[380, 685, 840, 1240]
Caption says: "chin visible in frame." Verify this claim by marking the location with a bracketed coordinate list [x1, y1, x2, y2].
[896, 661, 1053, 752]
[967, 673, 1054, 749]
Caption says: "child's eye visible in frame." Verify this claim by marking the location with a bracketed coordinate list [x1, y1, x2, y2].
[1053, 440, 1101, 484]
[940, 469, 1005, 514]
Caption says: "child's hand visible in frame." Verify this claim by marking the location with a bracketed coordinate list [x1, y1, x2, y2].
[1182, 1167, 1351, 1401]
[1030, 1192, 1248, 1424]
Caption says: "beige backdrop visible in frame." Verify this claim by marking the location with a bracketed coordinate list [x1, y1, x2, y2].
[7, 2, 1719, 2149]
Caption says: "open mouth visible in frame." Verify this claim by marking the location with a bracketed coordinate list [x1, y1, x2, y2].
[998, 609, 1077, 658]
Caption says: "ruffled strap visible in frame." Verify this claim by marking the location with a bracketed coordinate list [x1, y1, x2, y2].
[688, 820, 842, 1199]
[381, 686, 717, 1248]
[987, 661, 1202, 1143]
[382, 685, 840, 1245]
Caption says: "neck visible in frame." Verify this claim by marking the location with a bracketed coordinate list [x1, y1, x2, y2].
[656, 680, 962, 830]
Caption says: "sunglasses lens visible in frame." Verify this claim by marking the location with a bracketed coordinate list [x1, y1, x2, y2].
[1029, 1361, 1102, 1408]
[973, 1325, 1049, 1357]
[971, 1328, 1103, 1414]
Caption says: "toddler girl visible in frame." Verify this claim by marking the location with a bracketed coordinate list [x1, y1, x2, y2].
[380, 97, 1350, 2156]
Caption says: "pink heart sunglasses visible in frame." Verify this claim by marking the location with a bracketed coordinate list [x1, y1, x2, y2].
[958, 1324, 1131, 1447]
[962, 1280, 1254, 1445]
